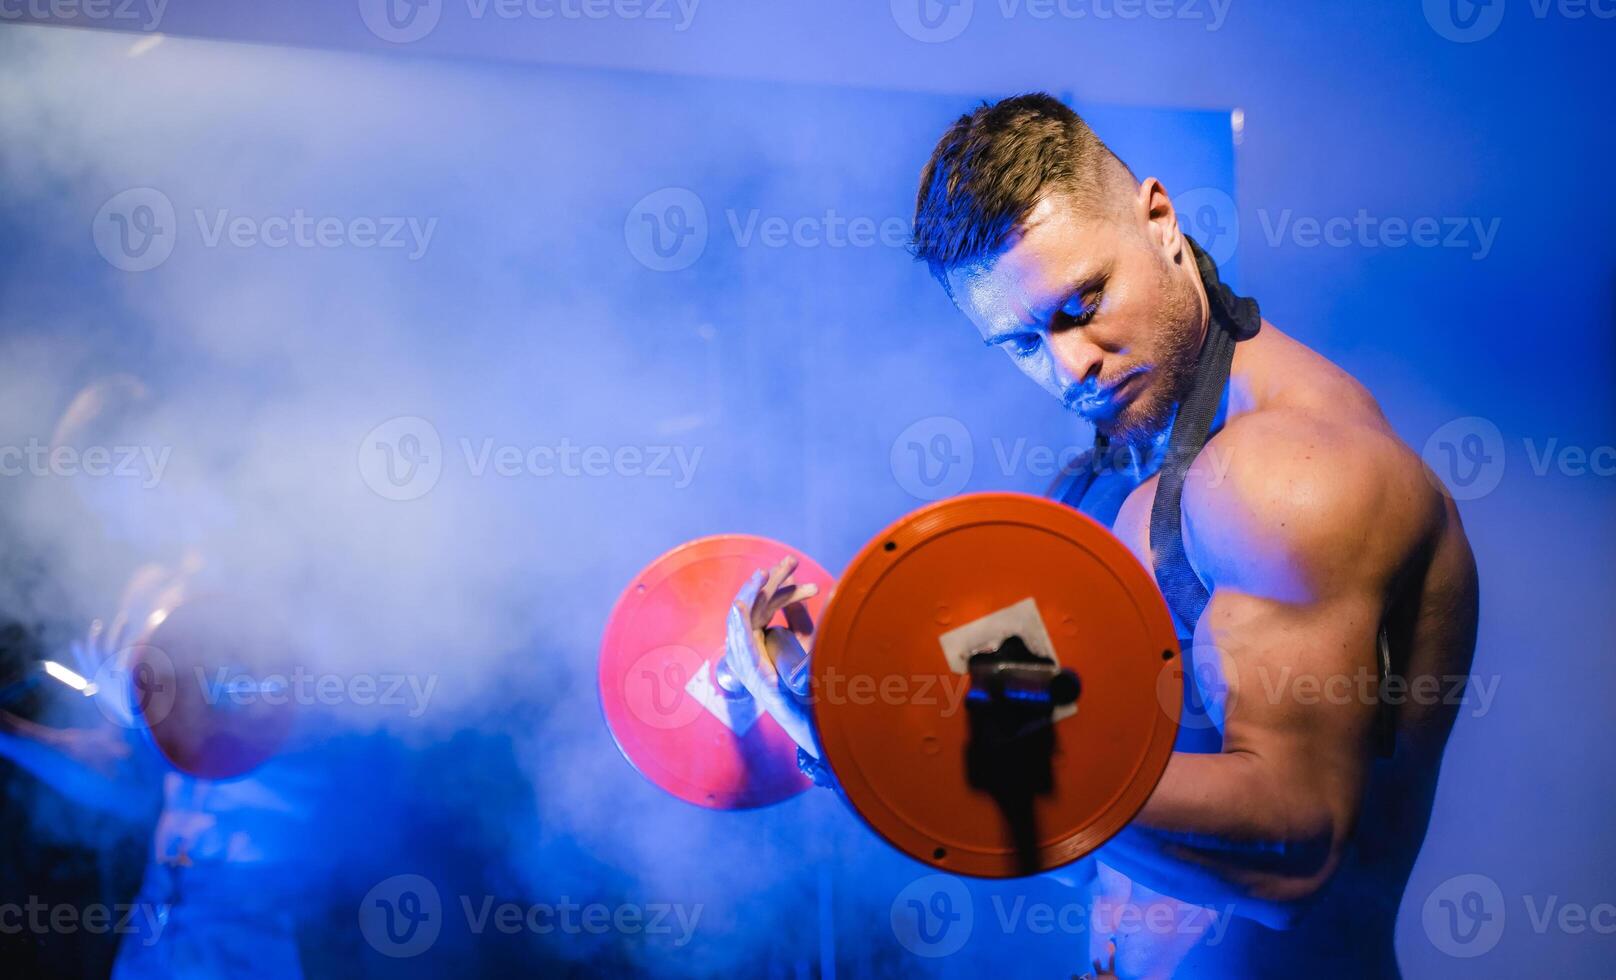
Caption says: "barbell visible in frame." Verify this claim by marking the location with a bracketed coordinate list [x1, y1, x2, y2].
[599, 492, 1182, 878]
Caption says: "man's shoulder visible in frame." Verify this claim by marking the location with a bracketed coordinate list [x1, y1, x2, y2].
[1184, 405, 1441, 597]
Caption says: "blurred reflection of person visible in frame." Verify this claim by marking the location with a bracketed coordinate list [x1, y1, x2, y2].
[0, 377, 318, 978]
[0, 559, 317, 979]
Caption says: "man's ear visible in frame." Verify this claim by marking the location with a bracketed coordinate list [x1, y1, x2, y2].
[1137, 177, 1185, 261]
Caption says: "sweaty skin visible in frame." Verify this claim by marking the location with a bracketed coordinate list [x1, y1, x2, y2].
[1062, 322, 1479, 977]
[947, 186, 1480, 977]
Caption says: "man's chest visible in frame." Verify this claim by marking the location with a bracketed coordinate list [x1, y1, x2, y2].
[1081, 468, 1162, 573]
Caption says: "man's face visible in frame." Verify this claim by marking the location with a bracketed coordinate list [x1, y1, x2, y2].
[945, 185, 1206, 445]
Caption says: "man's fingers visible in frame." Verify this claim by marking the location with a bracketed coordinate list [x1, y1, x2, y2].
[760, 582, 818, 623]
[726, 600, 759, 656]
[69, 641, 93, 679]
[764, 627, 815, 700]
[782, 596, 816, 640]
[725, 558, 823, 759]
[733, 568, 765, 617]
[749, 562, 780, 625]
[725, 605, 771, 695]
[752, 555, 797, 624]
[762, 555, 796, 598]
[751, 554, 804, 628]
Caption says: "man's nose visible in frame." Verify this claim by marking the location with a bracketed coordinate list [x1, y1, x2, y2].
[1048, 333, 1104, 390]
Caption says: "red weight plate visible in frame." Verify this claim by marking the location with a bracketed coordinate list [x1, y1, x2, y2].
[811, 493, 1180, 877]
[599, 535, 833, 810]
[132, 594, 297, 781]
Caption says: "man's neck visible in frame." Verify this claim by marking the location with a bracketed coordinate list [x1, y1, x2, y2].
[1107, 243, 1247, 481]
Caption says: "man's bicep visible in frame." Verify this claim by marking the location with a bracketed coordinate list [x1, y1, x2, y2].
[1107, 584, 1388, 914]
[1194, 583, 1384, 830]
[1107, 416, 1433, 908]
[1182, 413, 1432, 803]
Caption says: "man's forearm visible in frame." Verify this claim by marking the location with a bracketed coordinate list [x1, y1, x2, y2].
[0, 728, 119, 809]
[1097, 748, 1340, 926]
[0, 712, 139, 818]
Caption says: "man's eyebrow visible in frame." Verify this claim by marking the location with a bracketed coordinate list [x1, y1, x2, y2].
[981, 273, 1102, 346]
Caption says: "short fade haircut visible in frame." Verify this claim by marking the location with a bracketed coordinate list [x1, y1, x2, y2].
[911, 93, 1135, 289]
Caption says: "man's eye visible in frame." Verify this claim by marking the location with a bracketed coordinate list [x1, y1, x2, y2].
[1062, 292, 1102, 327]
[1007, 334, 1041, 358]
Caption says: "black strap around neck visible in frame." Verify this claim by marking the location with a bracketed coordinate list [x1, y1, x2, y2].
[1147, 237, 1261, 635]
